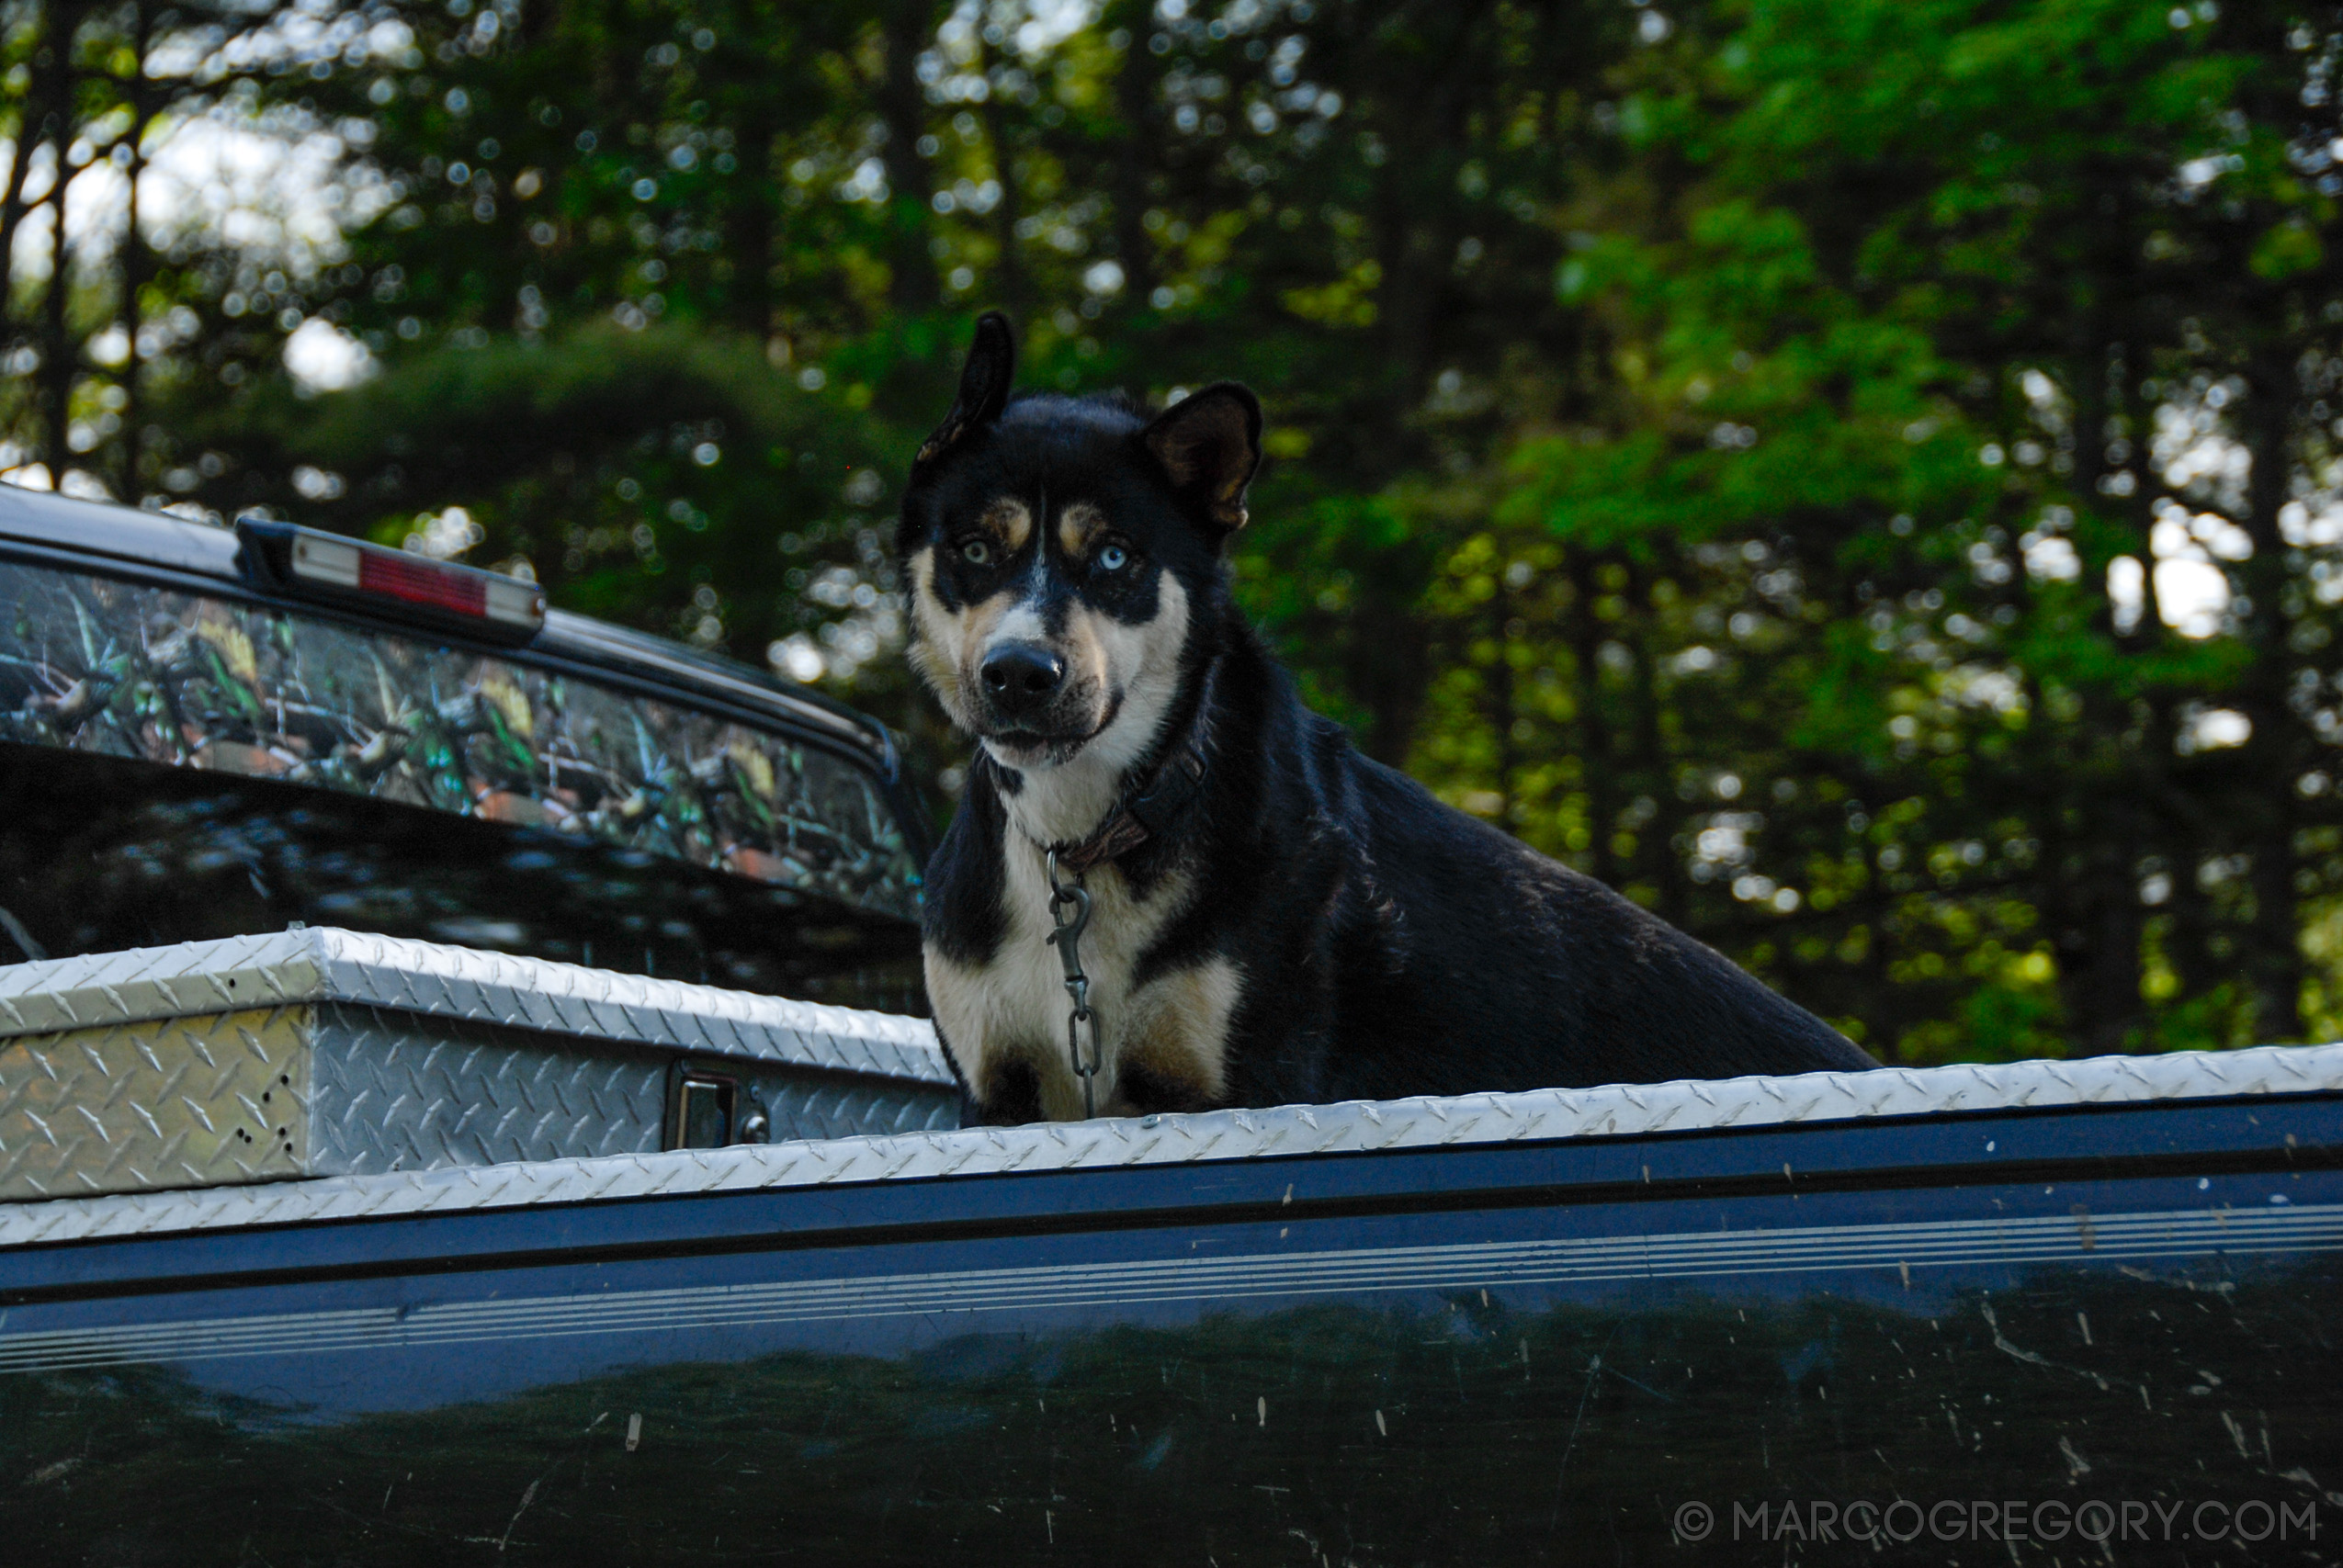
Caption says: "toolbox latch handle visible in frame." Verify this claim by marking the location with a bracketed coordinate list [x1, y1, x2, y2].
[664, 1062, 773, 1151]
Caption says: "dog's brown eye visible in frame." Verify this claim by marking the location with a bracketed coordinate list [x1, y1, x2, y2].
[959, 538, 992, 566]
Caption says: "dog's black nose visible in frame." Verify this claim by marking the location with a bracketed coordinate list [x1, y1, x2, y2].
[979, 642, 1066, 713]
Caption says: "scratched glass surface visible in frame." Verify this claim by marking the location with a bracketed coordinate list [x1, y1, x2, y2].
[0, 563, 919, 920]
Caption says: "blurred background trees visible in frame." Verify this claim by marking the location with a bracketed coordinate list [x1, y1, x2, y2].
[6, 0, 2343, 1063]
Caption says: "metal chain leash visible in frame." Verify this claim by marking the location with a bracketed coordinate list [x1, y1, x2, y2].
[1045, 848, 1103, 1117]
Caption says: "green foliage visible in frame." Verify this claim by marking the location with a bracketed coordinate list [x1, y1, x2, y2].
[7, 0, 2343, 1059]
[1410, 0, 2343, 1061]
[199, 324, 899, 658]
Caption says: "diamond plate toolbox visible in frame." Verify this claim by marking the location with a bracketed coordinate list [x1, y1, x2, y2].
[0, 928, 959, 1200]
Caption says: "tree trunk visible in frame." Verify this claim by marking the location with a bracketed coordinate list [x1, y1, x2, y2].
[115, 0, 153, 497]
[39, 171, 72, 475]
[2047, 784, 2147, 1055]
[1568, 552, 1618, 886]
[724, 106, 776, 338]
[1485, 581, 1520, 831]
[872, 0, 940, 315]
[30, 0, 82, 474]
[1105, 6, 1156, 307]
[2231, 349, 2307, 1041]
[0, 0, 64, 342]
[975, 43, 1026, 322]
[1628, 561, 1686, 928]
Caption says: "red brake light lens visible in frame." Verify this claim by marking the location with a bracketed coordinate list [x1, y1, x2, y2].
[357, 548, 488, 617]
[260, 522, 544, 637]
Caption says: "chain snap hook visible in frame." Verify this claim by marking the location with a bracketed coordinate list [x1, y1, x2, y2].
[1045, 849, 1103, 1116]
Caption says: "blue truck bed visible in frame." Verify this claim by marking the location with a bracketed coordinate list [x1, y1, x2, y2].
[4, 1046, 2337, 1564]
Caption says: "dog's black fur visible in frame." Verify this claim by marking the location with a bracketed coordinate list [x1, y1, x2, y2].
[900, 315, 1874, 1124]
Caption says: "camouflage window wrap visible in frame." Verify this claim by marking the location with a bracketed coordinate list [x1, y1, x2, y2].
[0, 562, 920, 920]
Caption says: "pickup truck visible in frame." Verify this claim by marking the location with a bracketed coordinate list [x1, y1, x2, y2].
[3, 491, 2339, 1565]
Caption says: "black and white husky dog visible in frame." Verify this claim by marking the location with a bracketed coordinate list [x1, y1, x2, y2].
[900, 314, 1874, 1123]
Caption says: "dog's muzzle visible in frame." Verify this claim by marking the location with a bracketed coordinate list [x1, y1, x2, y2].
[976, 639, 1103, 752]
[979, 641, 1066, 719]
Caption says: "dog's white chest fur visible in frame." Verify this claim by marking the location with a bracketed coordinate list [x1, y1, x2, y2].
[925, 839, 1239, 1120]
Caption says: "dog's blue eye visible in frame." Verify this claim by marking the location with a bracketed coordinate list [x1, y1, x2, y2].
[959, 539, 992, 566]
[1098, 544, 1128, 572]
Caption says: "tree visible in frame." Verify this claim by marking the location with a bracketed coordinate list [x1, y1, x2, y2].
[1441, 0, 2343, 1056]
[12, 0, 2343, 1060]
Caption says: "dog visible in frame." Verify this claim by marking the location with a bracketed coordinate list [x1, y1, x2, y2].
[899, 314, 1876, 1124]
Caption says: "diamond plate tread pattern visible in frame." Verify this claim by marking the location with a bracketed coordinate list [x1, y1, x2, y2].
[0, 1008, 311, 1200]
[7, 1042, 2338, 1247]
[0, 927, 952, 1082]
[755, 1075, 960, 1143]
[309, 1005, 667, 1175]
[304, 1006, 959, 1176]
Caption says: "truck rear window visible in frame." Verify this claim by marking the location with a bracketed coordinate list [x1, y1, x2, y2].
[0, 561, 925, 1012]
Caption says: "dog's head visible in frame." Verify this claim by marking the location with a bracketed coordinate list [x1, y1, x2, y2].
[898, 313, 1260, 784]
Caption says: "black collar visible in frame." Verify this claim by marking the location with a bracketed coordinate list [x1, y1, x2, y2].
[1047, 716, 1210, 874]
[1001, 680, 1215, 876]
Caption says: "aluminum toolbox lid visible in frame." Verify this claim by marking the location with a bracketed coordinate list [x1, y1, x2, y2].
[0, 926, 952, 1085]
[6, 1040, 2339, 1247]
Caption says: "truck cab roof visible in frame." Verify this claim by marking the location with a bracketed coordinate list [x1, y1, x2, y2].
[0, 484, 910, 795]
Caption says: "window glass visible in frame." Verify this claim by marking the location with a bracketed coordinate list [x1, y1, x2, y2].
[0, 561, 920, 919]
[0, 563, 926, 1013]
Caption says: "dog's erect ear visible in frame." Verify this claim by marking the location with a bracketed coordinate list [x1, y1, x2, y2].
[915, 312, 1016, 470]
[1141, 382, 1262, 535]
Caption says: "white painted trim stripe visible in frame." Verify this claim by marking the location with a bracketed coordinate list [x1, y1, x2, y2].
[3, 1201, 2334, 1373]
